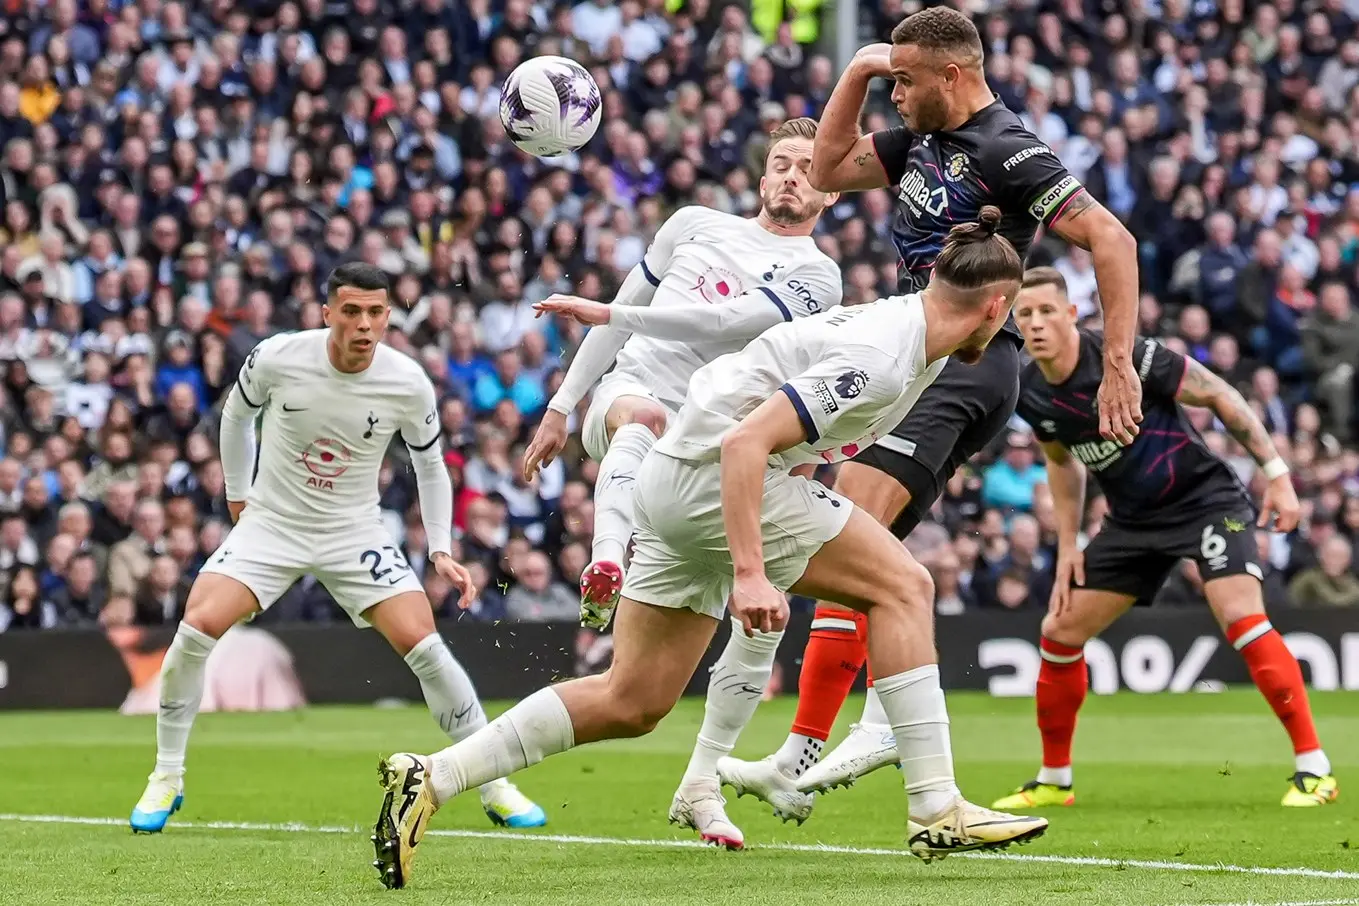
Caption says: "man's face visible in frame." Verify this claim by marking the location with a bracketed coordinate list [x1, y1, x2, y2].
[1014, 283, 1077, 363]
[888, 44, 956, 134]
[323, 286, 390, 359]
[759, 136, 834, 225]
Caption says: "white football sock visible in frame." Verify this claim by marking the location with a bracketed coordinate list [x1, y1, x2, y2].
[405, 632, 488, 740]
[1036, 765, 1074, 787]
[155, 622, 217, 776]
[591, 423, 656, 566]
[773, 733, 824, 778]
[860, 684, 889, 725]
[872, 664, 960, 819]
[1296, 749, 1331, 777]
[429, 687, 574, 806]
[681, 618, 783, 785]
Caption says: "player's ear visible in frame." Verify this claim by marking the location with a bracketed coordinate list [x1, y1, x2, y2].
[824, 191, 840, 206]
[321, 303, 331, 326]
[758, 174, 767, 196]
[1067, 302, 1078, 322]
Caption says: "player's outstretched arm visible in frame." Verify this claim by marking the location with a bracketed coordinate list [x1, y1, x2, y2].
[536, 270, 841, 343]
[808, 44, 894, 193]
[1173, 358, 1300, 531]
[1044, 193, 1143, 445]
[1039, 440, 1087, 615]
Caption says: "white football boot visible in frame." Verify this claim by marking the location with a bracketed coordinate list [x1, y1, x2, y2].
[717, 755, 815, 824]
[668, 778, 744, 850]
[796, 722, 899, 793]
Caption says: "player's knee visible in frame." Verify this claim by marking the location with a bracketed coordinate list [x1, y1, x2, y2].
[880, 557, 935, 614]
[626, 403, 667, 438]
[1040, 611, 1089, 647]
[610, 697, 673, 738]
[182, 575, 257, 639]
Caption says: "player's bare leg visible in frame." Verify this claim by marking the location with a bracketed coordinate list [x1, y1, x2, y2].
[1202, 574, 1336, 806]
[790, 506, 1047, 861]
[992, 588, 1132, 810]
[366, 593, 545, 829]
[717, 463, 907, 813]
[130, 573, 260, 833]
[581, 397, 668, 628]
[373, 600, 718, 888]
[780, 463, 910, 795]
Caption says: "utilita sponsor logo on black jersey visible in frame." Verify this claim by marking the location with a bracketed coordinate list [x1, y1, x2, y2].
[898, 168, 948, 218]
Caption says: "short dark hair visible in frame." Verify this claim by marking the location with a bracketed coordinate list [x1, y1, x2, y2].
[890, 7, 984, 65]
[932, 206, 1023, 292]
[1021, 266, 1068, 294]
[326, 261, 389, 300]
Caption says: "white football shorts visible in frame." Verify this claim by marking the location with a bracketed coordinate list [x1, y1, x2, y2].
[199, 510, 424, 627]
[581, 371, 679, 461]
[622, 452, 852, 621]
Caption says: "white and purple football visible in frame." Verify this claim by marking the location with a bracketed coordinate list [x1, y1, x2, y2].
[499, 56, 602, 158]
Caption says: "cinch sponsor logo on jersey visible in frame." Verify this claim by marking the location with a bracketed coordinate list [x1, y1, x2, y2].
[1028, 174, 1082, 221]
[785, 278, 820, 313]
[899, 168, 948, 217]
[1002, 145, 1052, 171]
[692, 266, 744, 305]
[300, 437, 352, 490]
[1068, 437, 1124, 470]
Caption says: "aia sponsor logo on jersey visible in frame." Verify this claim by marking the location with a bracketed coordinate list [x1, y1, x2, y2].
[691, 266, 744, 304]
[300, 437, 352, 490]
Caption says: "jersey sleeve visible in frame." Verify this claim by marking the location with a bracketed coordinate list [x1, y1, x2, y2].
[399, 370, 442, 452]
[233, 334, 285, 409]
[638, 205, 704, 287]
[763, 260, 844, 320]
[1134, 337, 1187, 400]
[983, 126, 1086, 227]
[870, 127, 913, 184]
[778, 347, 901, 444]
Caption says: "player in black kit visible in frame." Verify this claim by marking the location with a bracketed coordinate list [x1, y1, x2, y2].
[992, 268, 1337, 811]
[715, 7, 1143, 800]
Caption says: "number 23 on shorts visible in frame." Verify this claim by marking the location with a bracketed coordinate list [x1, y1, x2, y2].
[361, 546, 411, 585]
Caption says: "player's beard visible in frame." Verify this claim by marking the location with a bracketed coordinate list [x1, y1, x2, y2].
[903, 88, 950, 134]
[763, 192, 822, 226]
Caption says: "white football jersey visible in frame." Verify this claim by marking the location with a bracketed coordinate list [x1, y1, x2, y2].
[233, 330, 440, 528]
[654, 294, 947, 471]
[611, 206, 842, 409]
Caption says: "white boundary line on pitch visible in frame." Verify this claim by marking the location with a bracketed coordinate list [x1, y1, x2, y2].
[1172, 900, 1359, 906]
[3, 813, 1358, 883]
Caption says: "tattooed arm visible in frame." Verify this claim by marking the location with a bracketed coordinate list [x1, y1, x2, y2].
[807, 45, 896, 192]
[1046, 193, 1143, 445]
[1174, 358, 1301, 531]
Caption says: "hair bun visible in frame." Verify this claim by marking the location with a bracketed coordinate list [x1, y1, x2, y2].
[977, 205, 1002, 235]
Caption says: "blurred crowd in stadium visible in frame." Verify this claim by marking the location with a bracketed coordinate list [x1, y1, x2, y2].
[2, 0, 1359, 634]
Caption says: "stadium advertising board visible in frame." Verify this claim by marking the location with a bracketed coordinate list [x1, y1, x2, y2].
[3, 610, 1358, 710]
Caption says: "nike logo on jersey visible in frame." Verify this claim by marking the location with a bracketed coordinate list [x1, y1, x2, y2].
[282, 403, 307, 412]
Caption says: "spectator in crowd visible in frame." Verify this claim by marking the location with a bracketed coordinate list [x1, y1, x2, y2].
[503, 550, 577, 621]
[982, 432, 1048, 514]
[1289, 535, 1359, 608]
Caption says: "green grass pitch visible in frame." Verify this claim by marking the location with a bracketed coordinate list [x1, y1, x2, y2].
[2, 691, 1356, 905]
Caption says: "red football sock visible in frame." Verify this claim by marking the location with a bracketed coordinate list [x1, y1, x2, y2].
[1036, 637, 1088, 770]
[1227, 615, 1321, 755]
[790, 607, 868, 740]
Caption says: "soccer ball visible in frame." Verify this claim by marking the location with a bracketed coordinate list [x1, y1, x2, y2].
[499, 56, 602, 158]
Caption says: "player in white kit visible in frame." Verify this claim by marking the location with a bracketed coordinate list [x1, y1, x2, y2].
[129, 263, 544, 834]
[370, 210, 1047, 888]
[522, 118, 842, 629]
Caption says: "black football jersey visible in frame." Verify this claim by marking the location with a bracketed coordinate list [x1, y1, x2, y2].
[1016, 330, 1252, 527]
[874, 99, 1085, 341]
